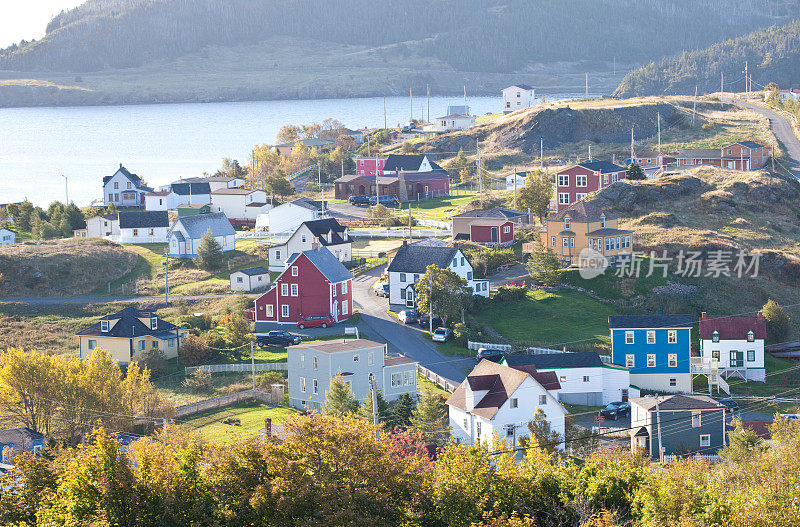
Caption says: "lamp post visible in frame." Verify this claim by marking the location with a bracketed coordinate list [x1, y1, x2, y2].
[163, 251, 170, 305]
[61, 175, 69, 204]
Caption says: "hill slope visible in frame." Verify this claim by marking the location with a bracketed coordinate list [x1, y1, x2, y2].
[616, 19, 800, 97]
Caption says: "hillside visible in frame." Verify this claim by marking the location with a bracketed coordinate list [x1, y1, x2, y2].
[1, 0, 798, 106]
[616, 19, 800, 97]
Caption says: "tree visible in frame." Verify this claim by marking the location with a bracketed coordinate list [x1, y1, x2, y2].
[178, 334, 217, 366]
[526, 239, 562, 287]
[195, 229, 224, 270]
[415, 265, 470, 327]
[762, 298, 791, 344]
[358, 388, 388, 423]
[412, 389, 449, 445]
[626, 163, 646, 180]
[516, 171, 553, 224]
[385, 393, 415, 431]
[0, 348, 59, 434]
[518, 408, 562, 454]
[218, 312, 251, 348]
[323, 374, 359, 416]
[0, 453, 58, 525]
[266, 175, 294, 196]
[276, 124, 301, 142]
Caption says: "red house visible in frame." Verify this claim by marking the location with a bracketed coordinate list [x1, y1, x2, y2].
[352, 156, 388, 177]
[555, 161, 627, 212]
[451, 208, 530, 246]
[252, 247, 353, 327]
[677, 141, 767, 171]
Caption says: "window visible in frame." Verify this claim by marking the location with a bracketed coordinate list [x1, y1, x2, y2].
[414, 274, 419, 281]
[152, 340, 158, 349]
[404, 371, 411, 385]
[503, 225, 511, 234]
[237, 276, 244, 283]
[564, 218, 571, 230]
[342, 301, 349, 315]
[291, 266, 298, 276]
[300, 377, 306, 393]
[139, 340, 145, 351]
[647, 354, 656, 367]
[281, 284, 289, 296]
[301, 234, 307, 243]
[700, 434, 711, 447]
[290, 284, 298, 296]
[730, 351, 744, 368]
[551, 236, 556, 247]
[391, 373, 402, 387]
[612, 174, 619, 182]
[133, 228, 138, 236]
[576, 175, 587, 187]
[625, 354, 635, 368]
[313, 379, 318, 394]
[538, 394, 547, 405]
[275, 250, 281, 260]
[281, 305, 289, 317]
[400, 273, 406, 282]
[88, 339, 97, 350]
[747, 350, 756, 362]
[266, 305, 273, 317]
[647, 330, 656, 344]
[342, 282, 348, 294]
[603, 174, 609, 185]
[353, 354, 359, 362]
[711, 331, 720, 343]
[668, 354, 677, 367]
[625, 331, 634, 344]
[168, 339, 175, 348]
[669, 377, 677, 387]
[312, 356, 318, 370]
[300, 354, 305, 368]
[114, 182, 119, 189]
[476, 422, 481, 437]
[600, 215, 606, 228]
[558, 193, 570, 205]
[562, 237, 569, 247]
[149, 228, 154, 236]
[452, 258, 458, 267]
[747, 330, 755, 342]
[369, 352, 375, 365]
[668, 330, 677, 343]
[510, 398, 518, 408]
[101, 320, 109, 332]
[576, 193, 587, 201]
[583, 375, 590, 382]
[559, 375, 567, 382]
[150, 317, 158, 330]
[461, 257, 465, 266]
[400, 289, 406, 300]
[463, 418, 468, 429]
[558, 174, 569, 186]
[467, 271, 473, 280]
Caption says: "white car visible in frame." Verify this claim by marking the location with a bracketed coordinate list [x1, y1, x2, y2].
[431, 327, 451, 342]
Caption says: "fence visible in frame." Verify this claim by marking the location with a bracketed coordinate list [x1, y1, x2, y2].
[466, 341, 610, 362]
[663, 454, 720, 464]
[348, 229, 451, 238]
[174, 388, 273, 418]
[467, 341, 512, 352]
[417, 364, 459, 393]
[185, 362, 288, 375]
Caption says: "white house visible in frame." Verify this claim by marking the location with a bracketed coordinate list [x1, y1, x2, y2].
[103, 165, 152, 208]
[230, 266, 270, 292]
[699, 312, 766, 382]
[386, 241, 489, 308]
[447, 359, 567, 448]
[423, 114, 476, 133]
[167, 212, 236, 258]
[0, 227, 16, 246]
[75, 213, 118, 239]
[211, 188, 270, 222]
[116, 211, 170, 244]
[268, 218, 352, 272]
[502, 85, 535, 113]
[257, 197, 327, 234]
[506, 172, 527, 191]
[502, 352, 639, 406]
[146, 182, 212, 211]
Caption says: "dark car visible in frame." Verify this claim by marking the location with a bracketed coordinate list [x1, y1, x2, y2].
[418, 313, 442, 327]
[297, 315, 334, 329]
[476, 348, 505, 363]
[257, 330, 302, 347]
[369, 195, 399, 207]
[348, 194, 371, 206]
[600, 401, 631, 421]
[401, 125, 414, 133]
[398, 309, 418, 324]
[718, 398, 739, 414]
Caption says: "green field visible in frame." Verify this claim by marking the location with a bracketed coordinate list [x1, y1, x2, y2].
[178, 401, 300, 443]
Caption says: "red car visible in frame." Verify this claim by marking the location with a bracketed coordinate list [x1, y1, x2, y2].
[297, 315, 334, 329]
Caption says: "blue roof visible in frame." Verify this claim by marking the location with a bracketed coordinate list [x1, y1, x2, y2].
[577, 160, 627, 173]
[609, 314, 693, 329]
[171, 212, 235, 239]
[171, 182, 211, 196]
[237, 266, 269, 276]
[286, 247, 352, 283]
[734, 140, 764, 149]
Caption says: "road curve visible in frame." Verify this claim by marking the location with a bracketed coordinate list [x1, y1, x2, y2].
[737, 100, 800, 179]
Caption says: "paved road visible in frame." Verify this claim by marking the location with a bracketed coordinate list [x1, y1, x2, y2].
[328, 202, 368, 219]
[737, 100, 800, 179]
[0, 293, 253, 305]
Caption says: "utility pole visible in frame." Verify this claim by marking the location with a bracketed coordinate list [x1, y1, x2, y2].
[428, 275, 433, 335]
[477, 138, 483, 205]
[410, 87, 413, 123]
[772, 137, 776, 172]
[61, 174, 69, 204]
[630, 127, 634, 161]
[657, 112, 662, 153]
[463, 84, 467, 114]
[427, 84, 430, 123]
[513, 168, 518, 210]
[744, 61, 748, 93]
[367, 132, 371, 157]
[540, 138, 544, 171]
[589, 144, 592, 162]
[251, 340, 256, 390]
[585, 73, 588, 98]
[163, 251, 170, 305]
[691, 86, 698, 127]
[655, 395, 664, 463]
[341, 158, 344, 179]
[613, 55, 616, 75]
[721, 72, 724, 106]
[384, 96, 387, 129]
[369, 373, 379, 440]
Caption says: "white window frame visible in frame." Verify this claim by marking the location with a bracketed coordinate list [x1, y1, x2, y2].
[313, 379, 318, 394]
[290, 283, 299, 296]
[625, 354, 634, 368]
[342, 301, 349, 315]
[558, 174, 569, 187]
[669, 377, 677, 387]
[583, 375, 590, 382]
[342, 281, 348, 294]
[747, 349, 755, 362]
[576, 174, 587, 187]
[692, 411, 701, 427]
[700, 434, 711, 447]
[510, 398, 518, 408]
[668, 330, 677, 344]
[558, 193, 570, 205]
[266, 304, 273, 317]
[538, 394, 547, 405]
[101, 320, 109, 332]
[291, 266, 298, 276]
[281, 305, 289, 317]
[281, 283, 289, 296]
[647, 330, 656, 344]
[668, 354, 677, 367]
[647, 354, 656, 367]
[625, 331, 634, 344]
[300, 377, 306, 393]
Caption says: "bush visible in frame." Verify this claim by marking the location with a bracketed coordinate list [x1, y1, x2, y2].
[134, 348, 167, 377]
[182, 368, 213, 393]
[178, 313, 213, 332]
[452, 322, 478, 346]
[178, 334, 218, 367]
[257, 371, 288, 390]
[492, 285, 527, 302]
[195, 230, 224, 270]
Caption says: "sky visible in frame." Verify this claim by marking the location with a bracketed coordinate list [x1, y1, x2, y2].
[0, 1, 85, 48]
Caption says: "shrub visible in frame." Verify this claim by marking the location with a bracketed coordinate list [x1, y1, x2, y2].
[182, 368, 213, 393]
[453, 322, 478, 346]
[178, 313, 213, 332]
[492, 285, 527, 302]
[257, 371, 288, 389]
[134, 348, 167, 378]
[762, 298, 791, 344]
[195, 230, 224, 270]
[178, 334, 218, 367]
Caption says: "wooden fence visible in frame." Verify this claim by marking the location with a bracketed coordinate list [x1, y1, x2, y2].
[417, 364, 459, 393]
[174, 388, 274, 418]
[185, 362, 288, 375]
[466, 341, 610, 362]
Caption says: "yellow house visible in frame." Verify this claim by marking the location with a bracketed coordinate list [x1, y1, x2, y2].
[540, 200, 633, 266]
[76, 307, 189, 365]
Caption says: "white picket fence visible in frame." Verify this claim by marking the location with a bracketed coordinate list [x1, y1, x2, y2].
[663, 454, 720, 464]
[348, 229, 451, 238]
[185, 362, 288, 375]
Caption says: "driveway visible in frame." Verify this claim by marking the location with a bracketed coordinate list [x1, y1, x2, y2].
[737, 100, 800, 179]
[328, 202, 369, 220]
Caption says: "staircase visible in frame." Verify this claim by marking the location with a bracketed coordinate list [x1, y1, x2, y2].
[690, 357, 730, 395]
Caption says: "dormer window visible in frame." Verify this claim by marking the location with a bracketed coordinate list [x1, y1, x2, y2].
[747, 330, 755, 342]
[101, 320, 109, 332]
[150, 317, 158, 330]
[564, 218, 571, 230]
[712, 330, 720, 343]
[600, 214, 606, 228]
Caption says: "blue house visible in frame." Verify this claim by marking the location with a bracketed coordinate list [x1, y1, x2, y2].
[609, 314, 693, 392]
[0, 427, 45, 466]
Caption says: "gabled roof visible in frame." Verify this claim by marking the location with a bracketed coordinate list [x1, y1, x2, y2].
[503, 351, 604, 369]
[676, 148, 721, 159]
[0, 227, 16, 234]
[211, 188, 261, 196]
[386, 243, 459, 274]
[731, 141, 764, 149]
[0, 427, 44, 448]
[504, 84, 534, 91]
[398, 169, 451, 180]
[171, 182, 211, 196]
[287, 197, 325, 211]
[285, 246, 353, 284]
[300, 218, 350, 246]
[609, 314, 693, 329]
[171, 212, 235, 239]
[586, 227, 632, 236]
[146, 191, 170, 197]
[385, 355, 418, 366]
[118, 211, 169, 229]
[452, 207, 527, 219]
[552, 200, 616, 222]
[411, 237, 451, 247]
[76, 307, 181, 338]
[289, 338, 380, 354]
[631, 394, 723, 411]
[699, 313, 766, 340]
[575, 161, 626, 174]
[182, 175, 244, 183]
[634, 151, 663, 158]
[177, 203, 209, 209]
[383, 154, 443, 172]
[103, 165, 148, 188]
[435, 113, 474, 119]
[235, 266, 269, 276]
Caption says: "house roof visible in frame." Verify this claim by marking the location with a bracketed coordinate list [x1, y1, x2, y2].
[286, 246, 353, 284]
[411, 237, 451, 247]
[171, 182, 211, 196]
[385, 355, 418, 366]
[386, 243, 459, 274]
[676, 148, 721, 159]
[732, 141, 764, 149]
[631, 394, 723, 411]
[609, 314, 693, 329]
[336, 173, 371, 183]
[397, 169, 451, 180]
[235, 266, 269, 276]
[103, 165, 150, 190]
[576, 161, 627, 174]
[0, 227, 16, 234]
[505, 84, 534, 91]
[211, 188, 261, 196]
[118, 211, 169, 229]
[635, 151, 663, 158]
[451, 207, 527, 219]
[76, 307, 181, 338]
[447, 360, 561, 420]
[383, 154, 443, 172]
[586, 227, 632, 236]
[288, 197, 325, 211]
[0, 427, 44, 446]
[183, 175, 243, 183]
[552, 200, 616, 222]
[274, 138, 335, 148]
[289, 338, 382, 354]
[435, 113, 473, 119]
[146, 191, 170, 197]
[740, 421, 772, 440]
[177, 203, 208, 209]
[301, 218, 349, 246]
[171, 212, 235, 239]
[503, 351, 604, 369]
[246, 202, 269, 208]
[699, 313, 766, 340]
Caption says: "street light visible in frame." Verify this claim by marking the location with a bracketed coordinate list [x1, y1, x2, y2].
[61, 175, 69, 204]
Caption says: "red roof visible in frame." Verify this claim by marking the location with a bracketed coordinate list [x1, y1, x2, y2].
[741, 421, 772, 440]
[699, 312, 766, 340]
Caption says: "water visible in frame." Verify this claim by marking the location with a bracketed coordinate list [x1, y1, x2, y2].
[0, 94, 583, 207]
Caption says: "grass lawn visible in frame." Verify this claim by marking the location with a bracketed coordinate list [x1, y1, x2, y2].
[473, 289, 616, 350]
[725, 353, 800, 398]
[417, 373, 451, 397]
[436, 340, 471, 357]
[409, 192, 478, 215]
[178, 401, 300, 443]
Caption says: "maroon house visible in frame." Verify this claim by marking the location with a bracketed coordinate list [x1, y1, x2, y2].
[251, 247, 353, 329]
[555, 161, 627, 212]
[632, 151, 664, 168]
[451, 208, 530, 246]
[677, 141, 767, 171]
[335, 171, 450, 201]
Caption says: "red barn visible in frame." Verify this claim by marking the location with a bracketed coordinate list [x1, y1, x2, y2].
[555, 161, 627, 212]
[252, 247, 353, 327]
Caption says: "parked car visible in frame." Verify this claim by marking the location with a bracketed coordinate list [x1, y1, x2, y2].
[256, 330, 302, 347]
[476, 348, 505, 363]
[600, 401, 631, 421]
[369, 195, 399, 207]
[348, 194, 371, 206]
[431, 327, 451, 342]
[718, 398, 739, 414]
[418, 312, 443, 327]
[779, 413, 800, 421]
[398, 309, 418, 324]
[401, 125, 414, 133]
[297, 315, 334, 329]
[373, 281, 390, 297]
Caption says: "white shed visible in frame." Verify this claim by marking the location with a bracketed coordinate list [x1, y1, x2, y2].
[230, 266, 271, 292]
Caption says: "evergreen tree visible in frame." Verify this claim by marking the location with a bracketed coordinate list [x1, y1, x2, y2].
[385, 393, 415, 431]
[323, 374, 359, 416]
[357, 388, 388, 423]
[195, 229, 224, 270]
[526, 240, 562, 287]
[762, 299, 791, 344]
[626, 163, 646, 180]
[411, 389, 449, 445]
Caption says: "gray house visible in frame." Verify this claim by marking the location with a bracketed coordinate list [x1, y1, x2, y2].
[630, 394, 727, 460]
[287, 339, 417, 411]
[167, 212, 236, 258]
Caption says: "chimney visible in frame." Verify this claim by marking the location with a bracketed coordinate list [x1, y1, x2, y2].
[701, 312, 707, 319]
[757, 311, 764, 320]
[119, 163, 123, 169]
[402, 239, 408, 246]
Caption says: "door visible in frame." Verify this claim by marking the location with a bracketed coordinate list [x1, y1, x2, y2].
[621, 389, 629, 402]
[491, 227, 498, 243]
[730, 350, 744, 368]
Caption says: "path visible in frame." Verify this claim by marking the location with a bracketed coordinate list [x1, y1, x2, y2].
[737, 100, 800, 179]
[0, 293, 252, 305]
